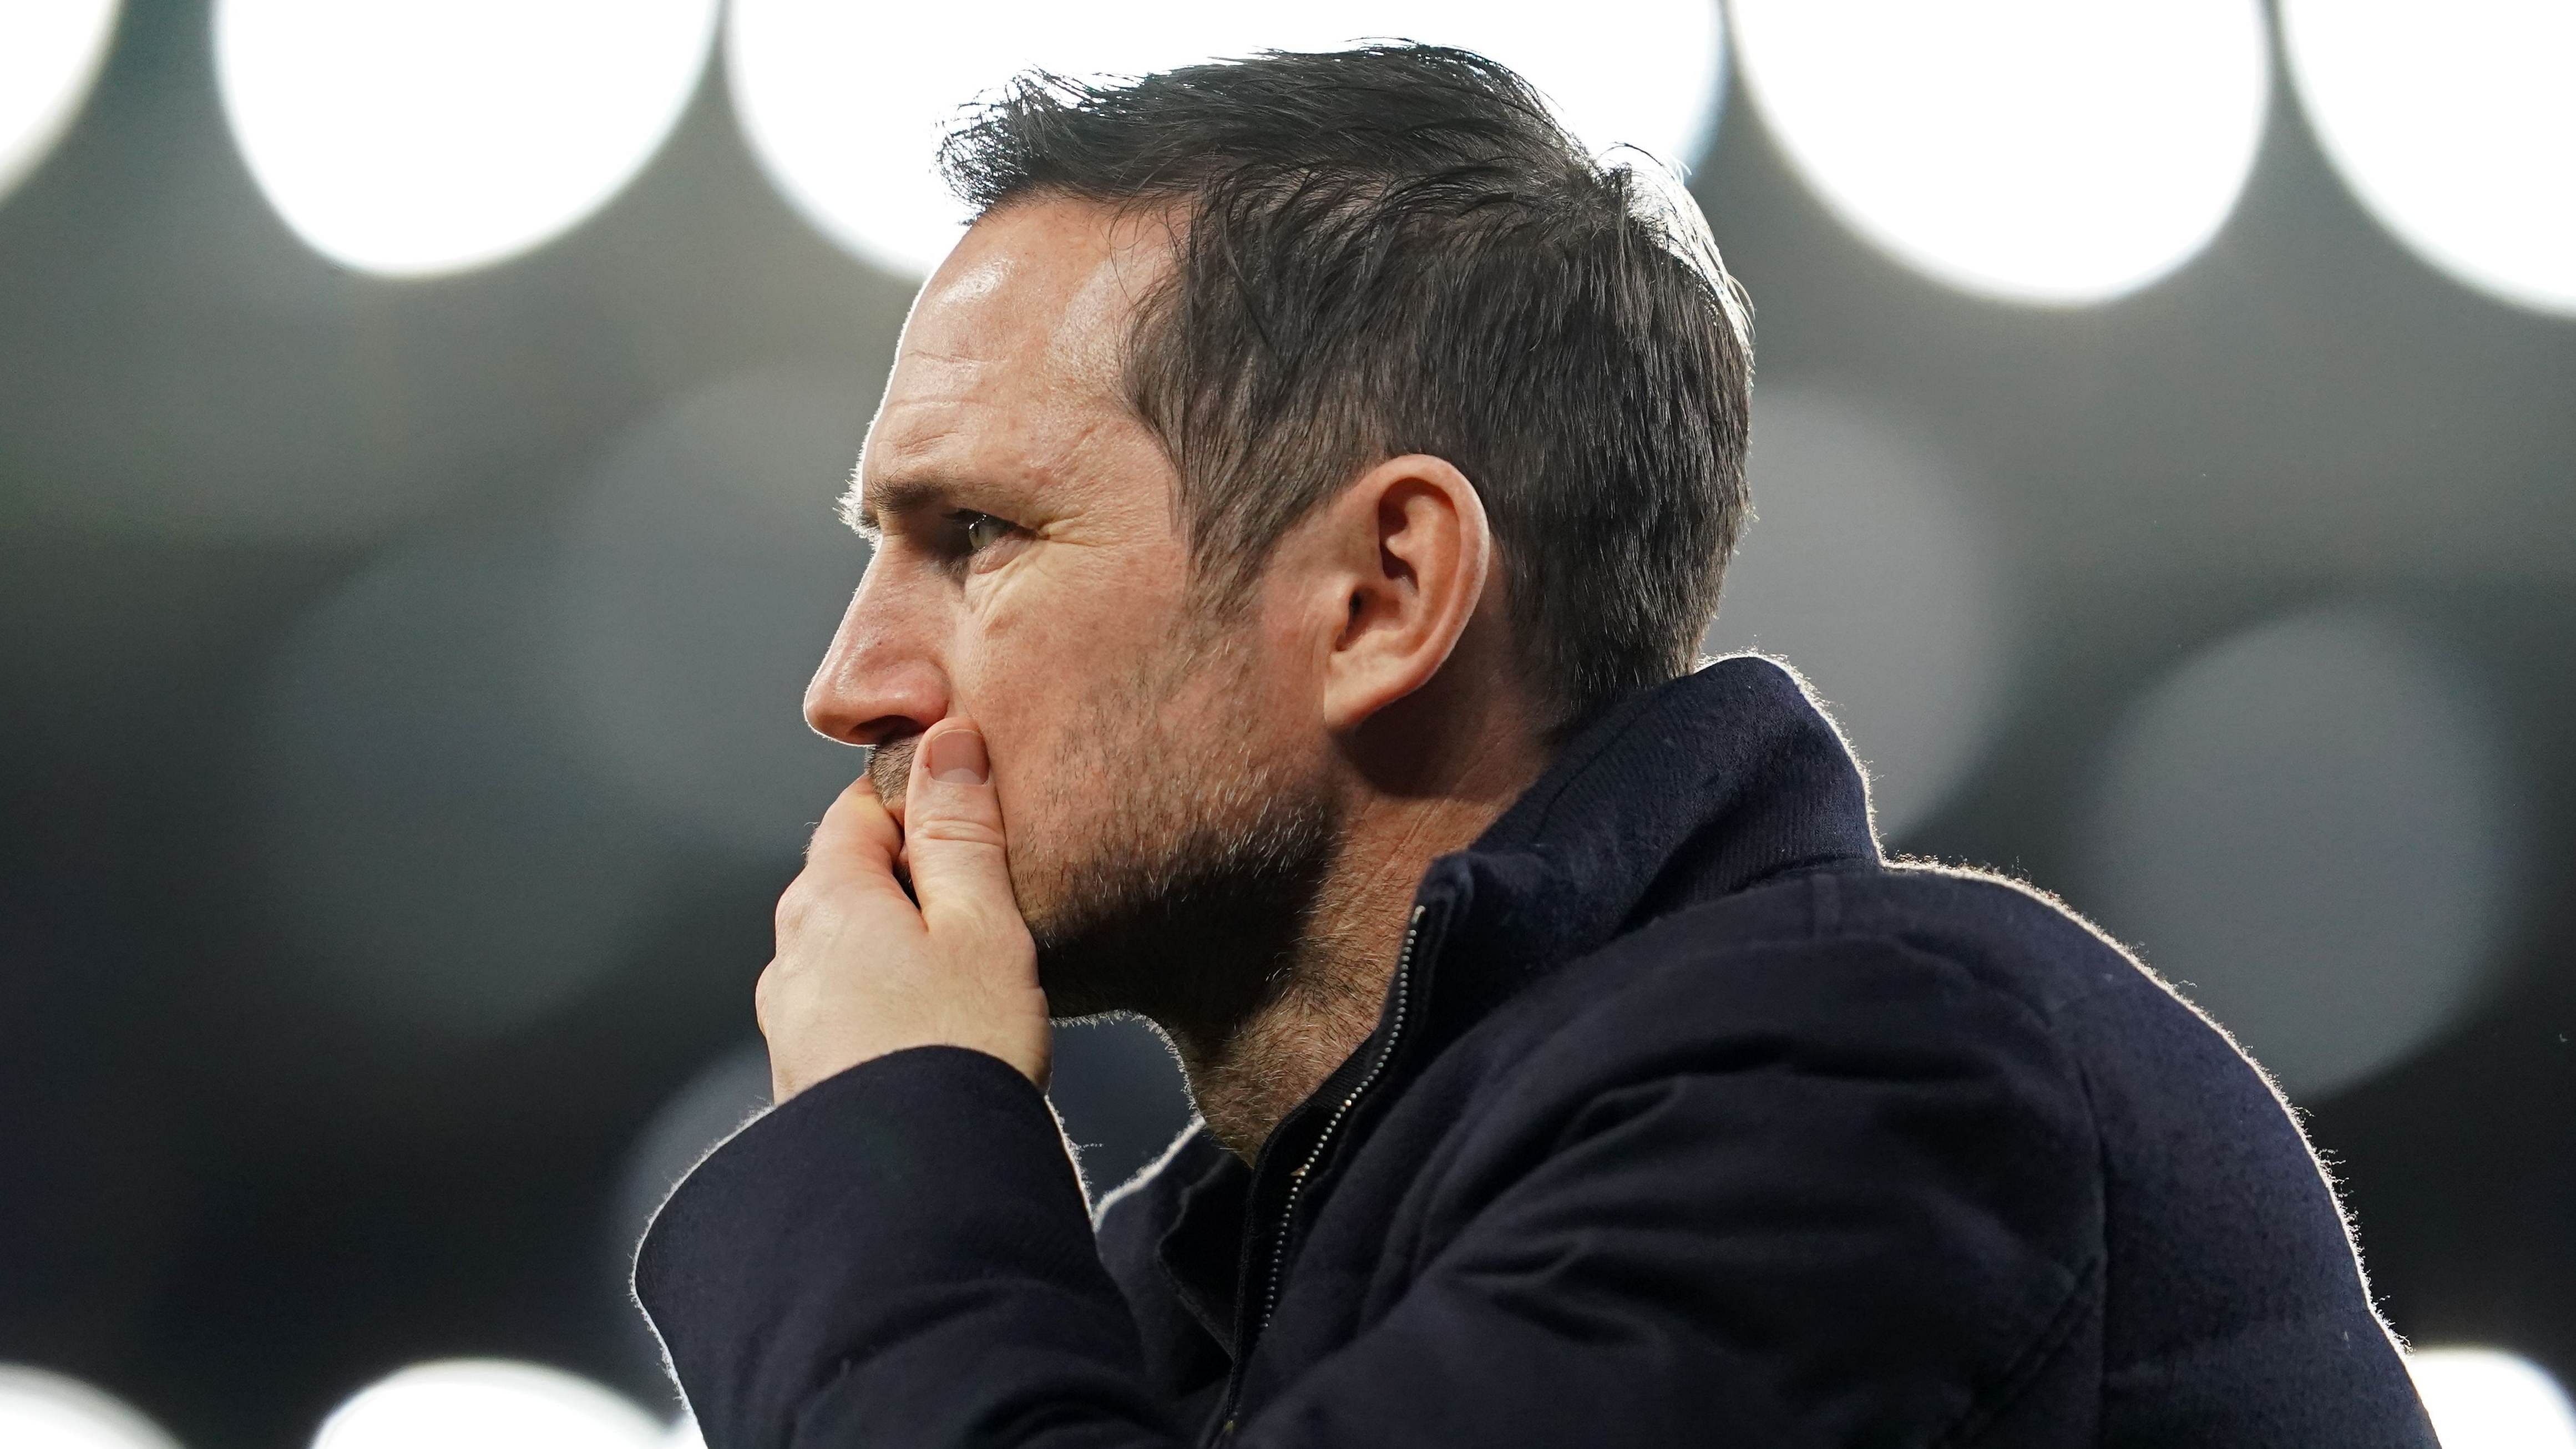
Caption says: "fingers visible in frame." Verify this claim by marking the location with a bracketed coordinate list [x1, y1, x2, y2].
[811, 768, 901, 858]
[799, 770, 913, 918]
[902, 718, 1025, 946]
[762, 723, 1050, 1095]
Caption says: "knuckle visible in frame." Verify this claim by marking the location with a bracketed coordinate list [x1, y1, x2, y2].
[926, 896, 1024, 946]
[772, 881, 810, 932]
[906, 814, 1006, 850]
[774, 874, 839, 935]
[823, 773, 876, 816]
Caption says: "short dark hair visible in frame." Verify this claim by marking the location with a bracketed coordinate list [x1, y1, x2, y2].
[939, 43, 1752, 741]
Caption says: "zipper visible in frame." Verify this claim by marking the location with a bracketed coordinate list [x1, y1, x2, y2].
[1209, 901, 1431, 1442]
[1258, 902, 1426, 1331]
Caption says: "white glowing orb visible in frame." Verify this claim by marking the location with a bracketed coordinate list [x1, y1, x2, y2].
[313, 1361, 664, 1449]
[2283, 0, 2576, 317]
[2410, 1347, 2576, 1449]
[0, 1366, 181, 1449]
[1730, 0, 2269, 303]
[727, 0, 1724, 277]
[214, 0, 718, 276]
[0, 1, 119, 205]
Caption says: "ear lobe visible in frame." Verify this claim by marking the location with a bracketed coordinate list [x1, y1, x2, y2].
[1319, 453, 1492, 734]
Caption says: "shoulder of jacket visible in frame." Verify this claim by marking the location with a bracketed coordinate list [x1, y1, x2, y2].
[1457, 881, 2096, 1103]
[1620, 859, 2164, 1023]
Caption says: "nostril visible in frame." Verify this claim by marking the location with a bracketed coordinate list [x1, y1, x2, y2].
[853, 716, 925, 752]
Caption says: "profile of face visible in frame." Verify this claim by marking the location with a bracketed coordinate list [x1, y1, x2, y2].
[804, 199, 1342, 1031]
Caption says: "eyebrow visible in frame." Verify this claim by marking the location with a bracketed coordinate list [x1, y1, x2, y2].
[837, 473, 955, 541]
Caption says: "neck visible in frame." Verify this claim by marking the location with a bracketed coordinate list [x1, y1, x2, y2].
[1169, 720, 1545, 1163]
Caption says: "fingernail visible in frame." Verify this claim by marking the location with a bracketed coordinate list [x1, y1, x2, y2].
[928, 728, 989, 785]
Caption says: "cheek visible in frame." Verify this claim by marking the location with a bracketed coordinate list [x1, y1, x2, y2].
[963, 550, 1183, 693]
[946, 556, 1178, 798]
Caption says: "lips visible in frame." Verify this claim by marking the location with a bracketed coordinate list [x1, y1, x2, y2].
[868, 738, 920, 827]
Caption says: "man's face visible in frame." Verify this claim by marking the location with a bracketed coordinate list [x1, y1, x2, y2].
[806, 198, 1339, 1028]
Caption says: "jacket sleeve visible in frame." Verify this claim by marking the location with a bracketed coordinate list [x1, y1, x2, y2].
[635, 1046, 1176, 1448]
[637, 939, 2103, 1448]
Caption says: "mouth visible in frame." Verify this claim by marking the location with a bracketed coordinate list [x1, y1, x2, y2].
[866, 738, 920, 829]
[859, 747, 920, 896]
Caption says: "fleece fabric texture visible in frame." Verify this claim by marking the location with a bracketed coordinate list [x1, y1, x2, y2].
[636, 655, 2436, 1448]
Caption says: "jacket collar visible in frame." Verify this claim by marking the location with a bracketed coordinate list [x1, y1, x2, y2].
[1412, 653, 1882, 1041]
[1150, 655, 1881, 1347]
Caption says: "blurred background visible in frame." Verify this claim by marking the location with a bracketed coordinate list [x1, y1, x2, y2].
[1, 2, 2570, 1446]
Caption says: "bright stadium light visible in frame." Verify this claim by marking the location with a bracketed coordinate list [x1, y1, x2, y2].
[0, 1366, 182, 1449]
[2408, 1347, 2576, 1449]
[0, 1, 119, 206]
[1730, 0, 2269, 304]
[214, 0, 719, 276]
[2283, 0, 2576, 317]
[313, 1361, 665, 1449]
[727, 0, 1724, 277]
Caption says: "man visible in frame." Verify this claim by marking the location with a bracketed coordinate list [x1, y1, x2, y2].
[636, 45, 2435, 1447]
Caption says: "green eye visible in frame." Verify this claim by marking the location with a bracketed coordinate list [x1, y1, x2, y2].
[960, 512, 1015, 552]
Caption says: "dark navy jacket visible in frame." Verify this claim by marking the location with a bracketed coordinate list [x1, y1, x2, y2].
[637, 656, 2437, 1447]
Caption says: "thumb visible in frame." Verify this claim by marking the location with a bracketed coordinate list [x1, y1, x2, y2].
[902, 721, 1025, 946]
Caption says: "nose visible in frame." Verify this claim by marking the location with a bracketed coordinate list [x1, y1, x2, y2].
[803, 576, 946, 749]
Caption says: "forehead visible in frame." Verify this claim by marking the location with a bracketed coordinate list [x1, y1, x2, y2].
[863, 198, 1168, 485]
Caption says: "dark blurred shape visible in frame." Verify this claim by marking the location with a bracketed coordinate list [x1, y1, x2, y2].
[2077, 602, 2519, 1100]
[540, 369, 877, 863]
[1049, 1018, 1195, 1199]
[251, 531, 682, 1041]
[1703, 384, 2013, 839]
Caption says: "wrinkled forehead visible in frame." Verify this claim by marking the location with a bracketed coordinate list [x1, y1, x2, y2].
[872, 199, 1168, 449]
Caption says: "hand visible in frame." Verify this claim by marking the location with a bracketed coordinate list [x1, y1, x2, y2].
[756, 720, 1051, 1102]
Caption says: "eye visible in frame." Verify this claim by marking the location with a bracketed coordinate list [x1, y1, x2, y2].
[959, 511, 1017, 553]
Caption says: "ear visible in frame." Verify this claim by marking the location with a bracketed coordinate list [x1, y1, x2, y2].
[1309, 453, 1494, 735]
